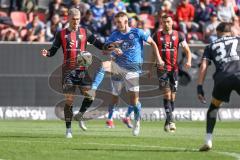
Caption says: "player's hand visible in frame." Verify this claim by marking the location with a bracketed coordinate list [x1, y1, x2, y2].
[41, 49, 49, 57]
[113, 48, 123, 56]
[184, 61, 191, 70]
[157, 60, 165, 68]
[159, 60, 165, 67]
[197, 85, 207, 104]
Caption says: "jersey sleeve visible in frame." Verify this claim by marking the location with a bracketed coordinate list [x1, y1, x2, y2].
[202, 45, 212, 64]
[47, 31, 61, 57]
[178, 32, 185, 43]
[86, 29, 106, 50]
[152, 32, 158, 43]
[138, 29, 149, 42]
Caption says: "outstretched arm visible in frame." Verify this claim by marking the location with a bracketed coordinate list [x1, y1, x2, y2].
[41, 31, 61, 57]
[86, 29, 122, 55]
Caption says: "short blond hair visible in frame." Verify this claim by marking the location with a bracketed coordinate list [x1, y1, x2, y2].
[68, 8, 81, 17]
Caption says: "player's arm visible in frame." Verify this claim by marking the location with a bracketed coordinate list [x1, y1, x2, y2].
[41, 31, 61, 57]
[147, 33, 158, 78]
[197, 59, 209, 104]
[86, 29, 121, 54]
[197, 46, 211, 104]
[146, 36, 164, 66]
[198, 59, 209, 86]
[179, 33, 192, 69]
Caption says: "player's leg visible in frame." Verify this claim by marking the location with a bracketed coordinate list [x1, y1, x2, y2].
[157, 70, 174, 132]
[75, 70, 93, 131]
[200, 77, 234, 151]
[168, 71, 178, 132]
[124, 71, 141, 135]
[62, 73, 77, 138]
[129, 90, 141, 136]
[92, 65, 105, 90]
[106, 76, 123, 128]
[163, 90, 173, 132]
[106, 95, 119, 128]
[122, 105, 134, 128]
[76, 87, 94, 131]
[199, 98, 222, 151]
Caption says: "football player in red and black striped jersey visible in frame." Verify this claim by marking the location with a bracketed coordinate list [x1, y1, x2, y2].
[152, 14, 192, 132]
[40, 8, 116, 138]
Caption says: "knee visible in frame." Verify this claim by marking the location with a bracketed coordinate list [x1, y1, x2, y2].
[211, 97, 222, 107]
[82, 89, 95, 101]
[65, 96, 74, 106]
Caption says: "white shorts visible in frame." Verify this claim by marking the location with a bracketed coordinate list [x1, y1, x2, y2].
[111, 71, 140, 96]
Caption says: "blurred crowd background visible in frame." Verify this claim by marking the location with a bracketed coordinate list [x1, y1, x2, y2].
[0, 0, 240, 44]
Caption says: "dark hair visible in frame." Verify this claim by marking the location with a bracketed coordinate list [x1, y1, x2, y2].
[114, 11, 128, 19]
[216, 22, 232, 33]
[161, 13, 173, 19]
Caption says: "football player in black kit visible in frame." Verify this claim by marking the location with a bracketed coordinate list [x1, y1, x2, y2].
[197, 22, 240, 151]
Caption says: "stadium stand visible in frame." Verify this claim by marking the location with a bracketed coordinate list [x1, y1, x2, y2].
[0, 0, 240, 42]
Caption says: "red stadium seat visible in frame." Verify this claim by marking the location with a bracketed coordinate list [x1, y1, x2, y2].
[28, 12, 46, 23]
[10, 11, 28, 27]
[37, 12, 46, 22]
[139, 13, 155, 29]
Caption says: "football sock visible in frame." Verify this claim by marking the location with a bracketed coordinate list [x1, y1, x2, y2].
[133, 102, 141, 121]
[205, 133, 213, 145]
[92, 66, 105, 90]
[126, 105, 134, 117]
[64, 104, 73, 129]
[164, 99, 173, 124]
[170, 100, 175, 112]
[206, 103, 219, 134]
[108, 104, 116, 120]
[79, 98, 93, 114]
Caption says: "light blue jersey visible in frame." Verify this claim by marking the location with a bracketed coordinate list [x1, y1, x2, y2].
[107, 28, 149, 72]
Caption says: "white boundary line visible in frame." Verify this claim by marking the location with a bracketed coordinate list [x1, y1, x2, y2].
[84, 142, 240, 160]
[0, 140, 239, 160]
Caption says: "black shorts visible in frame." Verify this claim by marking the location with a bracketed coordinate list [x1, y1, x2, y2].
[212, 73, 240, 102]
[157, 69, 178, 92]
[62, 69, 92, 94]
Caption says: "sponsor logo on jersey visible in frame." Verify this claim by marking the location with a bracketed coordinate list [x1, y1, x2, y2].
[78, 35, 83, 39]
[129, 33, 135, 40]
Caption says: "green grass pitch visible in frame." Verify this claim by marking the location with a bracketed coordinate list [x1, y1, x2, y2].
[0, 120, 239, 160]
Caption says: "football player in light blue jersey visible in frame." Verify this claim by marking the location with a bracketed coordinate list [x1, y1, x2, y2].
[101, 11, 164, 136]
[107, 12, 164, 136]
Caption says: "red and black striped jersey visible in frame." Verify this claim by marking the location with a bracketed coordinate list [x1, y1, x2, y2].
[153, 30, 185, 72]
[48, 27, 105, 70]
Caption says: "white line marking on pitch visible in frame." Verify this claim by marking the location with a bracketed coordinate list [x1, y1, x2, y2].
[84, 142, 240, 160]
[83, 142, 198, 151]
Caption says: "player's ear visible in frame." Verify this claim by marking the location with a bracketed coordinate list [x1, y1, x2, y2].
[125, 20, 128, 24]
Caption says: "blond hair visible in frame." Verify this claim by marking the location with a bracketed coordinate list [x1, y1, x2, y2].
[68, 8, 81, 17]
